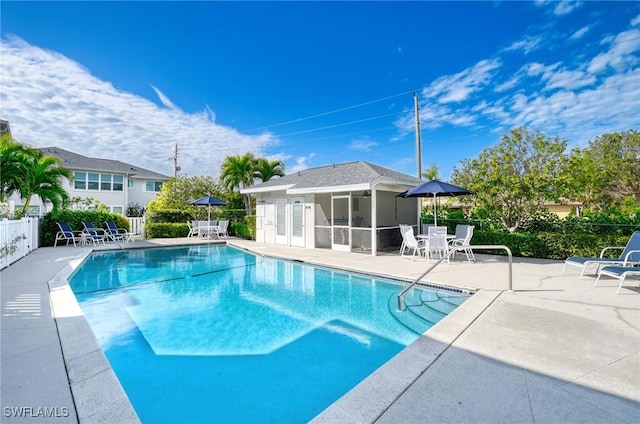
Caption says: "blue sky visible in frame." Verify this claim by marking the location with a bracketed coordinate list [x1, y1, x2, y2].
[1, 1, 639, 180]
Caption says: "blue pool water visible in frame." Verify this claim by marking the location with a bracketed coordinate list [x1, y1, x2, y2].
[69, 245, 469, 423]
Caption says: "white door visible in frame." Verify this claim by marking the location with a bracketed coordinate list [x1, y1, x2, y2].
[290, 199, 304, 247]
[275, 201, 287, 245]
[331, 195, 350, 252]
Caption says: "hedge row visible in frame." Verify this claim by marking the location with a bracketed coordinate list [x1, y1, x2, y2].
[471, 230, 633, 260]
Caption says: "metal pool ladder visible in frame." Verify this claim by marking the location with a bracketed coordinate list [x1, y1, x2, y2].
[397, 245, 513, 311]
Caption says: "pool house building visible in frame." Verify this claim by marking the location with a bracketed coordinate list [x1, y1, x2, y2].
[242, 161, 423, 256]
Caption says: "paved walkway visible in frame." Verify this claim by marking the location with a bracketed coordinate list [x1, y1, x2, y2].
[2, 238, 639, 423]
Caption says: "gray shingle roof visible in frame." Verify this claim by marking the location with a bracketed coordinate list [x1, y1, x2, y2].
[38, 146, 170, 180]
[245, 161, 422, 192]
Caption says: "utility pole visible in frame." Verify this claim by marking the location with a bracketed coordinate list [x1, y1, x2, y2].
[169, 143, 181, 178]
[414, 92, 422, 180]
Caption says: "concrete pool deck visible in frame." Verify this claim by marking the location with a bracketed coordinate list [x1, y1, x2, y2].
[1, 238, 638, 423]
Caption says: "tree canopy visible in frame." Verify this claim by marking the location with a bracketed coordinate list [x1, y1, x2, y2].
[452, 127, 566, 232]
[0, 136, 72, 216]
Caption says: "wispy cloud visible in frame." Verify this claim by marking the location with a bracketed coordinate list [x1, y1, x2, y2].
[423, 59, 501, 104]
[503, 35, 543, 54]
[285, 153, 315, 173]
[534, 0, 582, 16]
[348, 137, 378, 152]
[587, 28, 640, 73]
[0, 36, 278, 177]
[569, 25, 590, 40]
[396, 21, 640, 148]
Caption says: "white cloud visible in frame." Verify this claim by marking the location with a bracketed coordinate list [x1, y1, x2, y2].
[569, 25, 590, 40]
[632, 14, 640, 27]
[423, 59, 501, 104]
[503, 35, 543, 54]
[349, 138, 378, 152]
[150, 85, 177, 109]
[552, 0, 582, 16]
[286, 153, 315, 173]
[0, 36, 277, 178]
[587, 28, 640, 73]
[395, 22, 640, 150]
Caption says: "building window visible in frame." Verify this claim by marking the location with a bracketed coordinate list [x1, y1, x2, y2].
[108, 206, 124, 214]
[100, 174, 112, 191]
[145, 181, 163, 192]
[127, 179, 134, 189]
[88, 173, 99, 190]
[113, 175, 124, 191]
[74, 172, 86, 190]
[73, 172, 124, 191]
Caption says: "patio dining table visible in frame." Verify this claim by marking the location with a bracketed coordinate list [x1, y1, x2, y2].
[199, 224, 222, 239]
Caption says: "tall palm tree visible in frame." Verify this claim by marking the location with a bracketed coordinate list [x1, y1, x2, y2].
[18, 149, 73, 216]
[0, 134, 31, 202]
[219, 153, 256, 214]
[253, 158, 285, 182]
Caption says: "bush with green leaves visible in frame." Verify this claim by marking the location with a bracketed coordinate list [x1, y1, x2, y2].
[146, 209, 193, 224]
[145, 223, 190, 238]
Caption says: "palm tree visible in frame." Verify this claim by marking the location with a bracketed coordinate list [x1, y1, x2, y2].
[0, 134, 31, 202]
[18, 149, 73, 216]
[254, 158, 285, 182]
[220, 153, 256, 214]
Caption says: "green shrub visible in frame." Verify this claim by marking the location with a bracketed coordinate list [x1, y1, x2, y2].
[471, 230, 632, 260]
[42, 210, 130, 247]
[145, 223, 189, 238]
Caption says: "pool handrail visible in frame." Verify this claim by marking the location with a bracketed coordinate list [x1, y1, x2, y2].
[397, 244, 513, 311]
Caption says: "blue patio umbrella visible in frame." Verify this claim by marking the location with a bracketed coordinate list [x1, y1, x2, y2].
[190, 195, 227, 221]
[398, 180, 473, 226]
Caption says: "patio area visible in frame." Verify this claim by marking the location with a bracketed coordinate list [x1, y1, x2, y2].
[1, 238, 638, 423]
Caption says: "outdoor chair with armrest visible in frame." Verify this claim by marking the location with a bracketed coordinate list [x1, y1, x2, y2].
[54, 222, 83, 247]
[81, 221, 108, 245]
[401, 227, 426, 260]
[105, 221, 135, 242]
[449, 225, 475, 262]
[562, 231, 640, 279]
[427, 226, 451, 263]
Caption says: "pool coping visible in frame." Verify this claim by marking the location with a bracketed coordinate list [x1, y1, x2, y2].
[48, 249, 141, 424]
[49, 241, 493, 423]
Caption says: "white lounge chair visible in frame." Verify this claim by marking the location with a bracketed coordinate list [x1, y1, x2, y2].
[595, 265, 640, 294]
[562, 231, 640, 278]
[81, 221, 108, 245]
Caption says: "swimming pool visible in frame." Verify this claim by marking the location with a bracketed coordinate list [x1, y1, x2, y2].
[69, 244, 470, 423]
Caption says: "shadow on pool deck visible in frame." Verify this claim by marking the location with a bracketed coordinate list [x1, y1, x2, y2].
[1, 238, 638, 423]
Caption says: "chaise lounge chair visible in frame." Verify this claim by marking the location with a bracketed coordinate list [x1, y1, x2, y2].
[81, 221, 108, 245]
[105, 221, 135, 242]
[595, 265, 640, 294]
[54, 222, 83, 247]
[562, 231, 640, 279]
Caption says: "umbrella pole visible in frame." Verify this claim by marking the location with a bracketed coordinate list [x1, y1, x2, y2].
[433, 194, 437, 226]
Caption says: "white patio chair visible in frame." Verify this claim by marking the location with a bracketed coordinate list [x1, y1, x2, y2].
[402, 227, 426, 260]
[427, 226, 450, 263]
[449, 225, 475, 262]
[398, 224, 412, 255]
[216, 220, 229, 239]
[187, 221, 198, 238]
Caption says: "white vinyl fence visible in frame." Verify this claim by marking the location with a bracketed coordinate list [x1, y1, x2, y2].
[0, 218, 39, 269]
[127, 217, 145, 238]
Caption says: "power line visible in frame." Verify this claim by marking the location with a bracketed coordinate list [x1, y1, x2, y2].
[241, 90, 415, 133]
